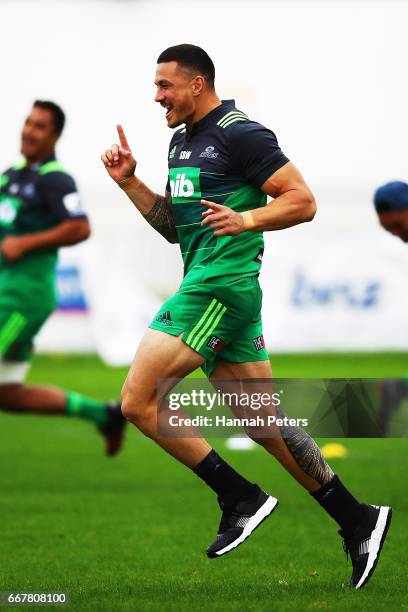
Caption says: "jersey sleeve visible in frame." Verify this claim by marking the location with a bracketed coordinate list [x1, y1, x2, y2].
[229, 122, 289, 188]
[39, 172, 87, 221]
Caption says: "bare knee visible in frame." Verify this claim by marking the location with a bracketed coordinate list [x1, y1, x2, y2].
[0, 384, 25, 411]
[121, 385, 157, 437]
[120, 384, 147, 422]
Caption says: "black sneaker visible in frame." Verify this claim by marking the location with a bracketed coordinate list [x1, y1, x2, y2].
[340, 504, 392, 589]
[206, 487, 279, 558]
[98, 402, 126, 456]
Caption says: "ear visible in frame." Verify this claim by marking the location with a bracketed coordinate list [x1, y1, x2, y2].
[192, 76, 205, 97]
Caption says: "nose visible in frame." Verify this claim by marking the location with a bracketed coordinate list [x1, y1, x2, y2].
[155, 88, 164, 103]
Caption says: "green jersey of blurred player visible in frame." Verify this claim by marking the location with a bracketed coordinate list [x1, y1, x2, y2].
[0, 100, 125, 455]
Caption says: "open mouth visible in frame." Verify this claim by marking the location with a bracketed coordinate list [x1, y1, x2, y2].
[164, 104, 174, 119]
[22, 137, 37, 148]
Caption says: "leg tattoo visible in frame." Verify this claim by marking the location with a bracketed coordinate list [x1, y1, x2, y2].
[278, 408, 334, 486]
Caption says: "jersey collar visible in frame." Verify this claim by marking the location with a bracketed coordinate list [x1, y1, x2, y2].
[187, 99, 236, 136]
[28, 152, 56, 172]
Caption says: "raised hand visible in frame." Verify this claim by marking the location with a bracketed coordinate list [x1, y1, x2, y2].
[101, 125, 137, 185]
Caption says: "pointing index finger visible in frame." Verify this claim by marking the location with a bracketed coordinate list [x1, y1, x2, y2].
[201, 199, 222, 210]
[117, 124, 131, 151]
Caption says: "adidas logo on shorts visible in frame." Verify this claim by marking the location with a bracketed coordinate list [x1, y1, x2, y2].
[156, 311, 173, 326]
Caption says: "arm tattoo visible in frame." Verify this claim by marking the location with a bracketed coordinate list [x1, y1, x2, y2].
[143, 192, 178, 244]
[278, 408, 334, 486]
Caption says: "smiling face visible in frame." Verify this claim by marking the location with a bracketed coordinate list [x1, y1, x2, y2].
[154, 61, 201, 129]
[21, 106, 59, 162]
[379, 210, 408, 242]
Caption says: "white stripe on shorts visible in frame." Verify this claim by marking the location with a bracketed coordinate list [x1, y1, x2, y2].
[0, 359, 30, 384]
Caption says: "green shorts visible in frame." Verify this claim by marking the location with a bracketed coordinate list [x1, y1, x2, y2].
[0, 305, 54, 362]
[0, 267, 56, 362]
[149, 275, 269, 377]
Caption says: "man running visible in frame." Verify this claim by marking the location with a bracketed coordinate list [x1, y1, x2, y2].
[102, 44, 392, 587]
[0, 100, 125, 455]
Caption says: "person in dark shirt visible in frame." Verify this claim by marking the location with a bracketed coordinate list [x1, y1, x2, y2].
[101, 44, 392, 586]
[373, 181, 408, 433]
[374, 181, 408, 242]
[0, 100, 125, 455]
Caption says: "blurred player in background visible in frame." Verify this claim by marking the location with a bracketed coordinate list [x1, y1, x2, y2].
[102, 44, 392, 587]
[0, 100, 125, 455]
[374, 181, 408, 243]
[374, 181, 408, 434]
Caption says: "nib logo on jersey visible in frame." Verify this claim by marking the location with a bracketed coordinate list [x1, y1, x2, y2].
[169, 167, 201, 203]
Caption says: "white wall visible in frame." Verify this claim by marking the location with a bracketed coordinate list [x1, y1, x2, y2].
[1, 0, 408, 359]
[2, 0, 407, 197]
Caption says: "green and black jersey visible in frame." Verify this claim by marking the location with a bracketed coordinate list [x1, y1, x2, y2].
[0, 154, 87, 320]
[0, 155, 86, 278]
[0, 154, 86, 360]
[166, 99, 289, 282]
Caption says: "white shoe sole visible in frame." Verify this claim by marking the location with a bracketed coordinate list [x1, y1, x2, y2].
[355, 505, 392, 589]
[214, 495, 279, 557]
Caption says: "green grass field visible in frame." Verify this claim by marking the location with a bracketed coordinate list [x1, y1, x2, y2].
[1, 353, 407, 611]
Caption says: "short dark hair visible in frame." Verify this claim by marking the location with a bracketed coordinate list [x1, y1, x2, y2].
[374, 181, 408, 213]
[33, 100, 66, 135]
[157, 44, 215, 89]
